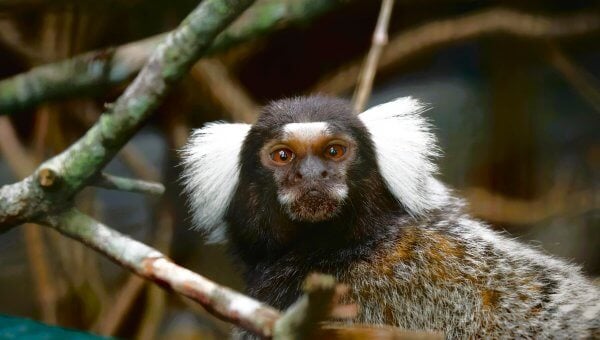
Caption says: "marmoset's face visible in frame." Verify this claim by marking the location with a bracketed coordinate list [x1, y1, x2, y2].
[259, 122, 357, 222]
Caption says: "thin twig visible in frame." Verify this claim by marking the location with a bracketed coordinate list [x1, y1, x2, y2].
[92, 157, 162, 335]
[93, 129, 162, 334]
[312, 7, 600, 95]
[545, 44, 600, 114]
[92, 173, 165, 196]
[352, 0, 395, 113]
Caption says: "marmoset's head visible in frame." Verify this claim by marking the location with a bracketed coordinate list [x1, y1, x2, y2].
[181, 96, 446, 245]
[243, 97, 364, 223]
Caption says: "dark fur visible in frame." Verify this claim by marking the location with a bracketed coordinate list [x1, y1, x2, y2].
[205, 96, 600, 338]
[225, 96, 403, 272]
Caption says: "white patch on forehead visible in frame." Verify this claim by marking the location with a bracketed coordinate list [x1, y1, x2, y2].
[282, 122, 329, 140]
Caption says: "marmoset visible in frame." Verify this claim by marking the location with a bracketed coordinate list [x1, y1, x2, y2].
[181, 96, 600, 338]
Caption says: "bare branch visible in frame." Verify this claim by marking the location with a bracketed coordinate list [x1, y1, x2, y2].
[93, 205, 174, 336]
[92, 173, 165, 196]
[0, 0, 256, 231]
[352, 0, 395, 113]
[41, 208, 281, 338]
[312, 7, 600, 95]
[0, 0, 348, 114]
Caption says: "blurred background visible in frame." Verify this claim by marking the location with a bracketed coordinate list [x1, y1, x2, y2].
[0, 0, 598, 338]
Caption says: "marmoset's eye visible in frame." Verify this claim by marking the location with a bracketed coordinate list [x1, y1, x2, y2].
[324, 144, 347, 159]
[270, 148, 295, 164]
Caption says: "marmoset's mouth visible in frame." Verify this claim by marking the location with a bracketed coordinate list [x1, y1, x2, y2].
[285, 188, 342, 222]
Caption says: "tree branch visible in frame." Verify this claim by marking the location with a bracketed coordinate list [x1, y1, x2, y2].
[352, 0, 395, 113]
[0, 0, 256, 231]
[312, 7, 600, 95]
[42, 208, 281, 338]
[92, 173, 165, 196]
[0, 0, 348, 114]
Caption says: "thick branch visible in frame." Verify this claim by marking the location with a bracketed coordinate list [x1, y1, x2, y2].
[0, 35, 161, 114]
[313, 7, 600, 95]
[0, 0, 347, 114]
[0, 177, 48, 228]
[0, 0, 256, 230]
[41, 208, 281, 338]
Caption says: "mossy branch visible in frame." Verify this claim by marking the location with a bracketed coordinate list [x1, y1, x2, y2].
[0, 0, 347, 114]
[0, 0, 256, 230]
[0, 1, 364, 337]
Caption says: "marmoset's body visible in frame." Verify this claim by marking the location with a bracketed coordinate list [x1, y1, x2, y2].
[182, 96, 600, 338]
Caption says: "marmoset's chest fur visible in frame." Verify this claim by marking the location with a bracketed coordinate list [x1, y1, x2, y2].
[241, 199, 600, 339]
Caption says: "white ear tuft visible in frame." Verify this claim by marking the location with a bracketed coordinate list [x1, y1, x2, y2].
[359, 97, 448, 216]
[180, 122, 251, 243]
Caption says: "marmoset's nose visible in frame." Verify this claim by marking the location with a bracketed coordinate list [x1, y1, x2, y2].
[294, 155, 329, 182]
